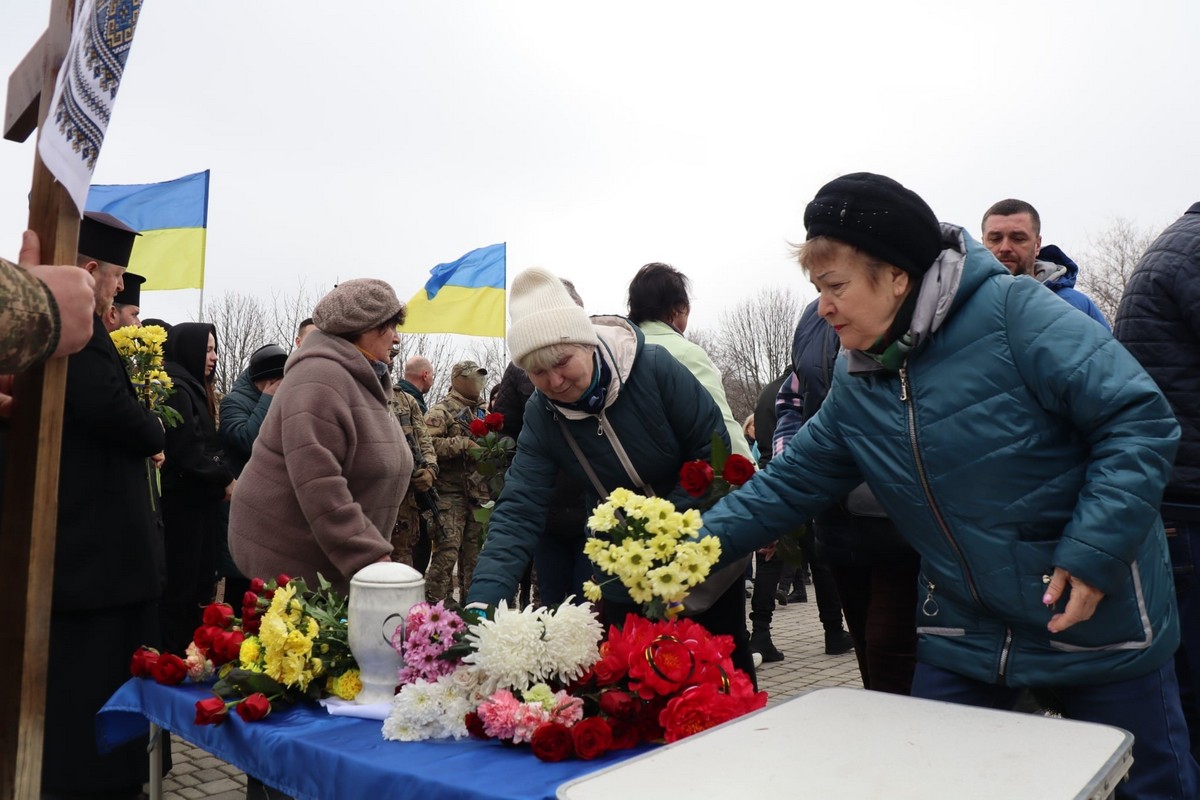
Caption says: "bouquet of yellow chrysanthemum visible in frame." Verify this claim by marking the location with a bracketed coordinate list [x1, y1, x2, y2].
[109, 324, 182, 427]
[194, 574, 361, 725]
[580, 488, 722, 620]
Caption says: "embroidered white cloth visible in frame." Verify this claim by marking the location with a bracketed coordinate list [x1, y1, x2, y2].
[318, 697, 391, 720]
[37, 0, 143, 214]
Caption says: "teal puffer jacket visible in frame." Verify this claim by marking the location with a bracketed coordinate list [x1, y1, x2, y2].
[701, 228, 1181, 687]
[467, 317, 727, 606]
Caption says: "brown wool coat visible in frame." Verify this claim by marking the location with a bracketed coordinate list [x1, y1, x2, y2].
[229, 330, 413, 594]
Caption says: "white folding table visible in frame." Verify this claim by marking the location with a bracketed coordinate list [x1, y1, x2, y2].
[558, 687, 1132, 800]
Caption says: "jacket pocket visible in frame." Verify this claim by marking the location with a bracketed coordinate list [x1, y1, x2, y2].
[1024, 562, 1153, 652]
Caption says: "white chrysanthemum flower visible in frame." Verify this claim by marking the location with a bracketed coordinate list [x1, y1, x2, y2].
[463, 602, 549, 694]
[541, 600, 603, 682]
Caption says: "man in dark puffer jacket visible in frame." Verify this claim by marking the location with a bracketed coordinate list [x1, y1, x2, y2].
[1114, 201, 1200, 761]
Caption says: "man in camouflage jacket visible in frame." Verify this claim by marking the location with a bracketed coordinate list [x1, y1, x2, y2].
[390, 386, 437, 571]
[423, 359, 490, 602]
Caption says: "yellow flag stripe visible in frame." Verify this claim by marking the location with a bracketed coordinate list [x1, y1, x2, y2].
[129, 227, 206, 291]
[400, 285, 506, 337]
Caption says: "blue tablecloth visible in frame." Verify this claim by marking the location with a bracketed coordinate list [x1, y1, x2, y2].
[98, 680, 651, 800]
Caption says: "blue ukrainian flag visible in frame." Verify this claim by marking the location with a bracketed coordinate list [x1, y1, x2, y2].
[401, 243, 506, 337]
[85, 170, 209, 290]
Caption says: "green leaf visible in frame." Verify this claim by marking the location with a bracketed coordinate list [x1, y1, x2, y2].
[710, 431, 729, 472]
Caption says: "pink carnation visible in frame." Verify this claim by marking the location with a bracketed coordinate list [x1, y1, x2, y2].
[512, 702, 552, 744]
[551, 692, 585, 727]
[477, 689, 522, 740]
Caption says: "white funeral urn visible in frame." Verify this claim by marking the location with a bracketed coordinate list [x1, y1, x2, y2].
[348, 562, 425, 704]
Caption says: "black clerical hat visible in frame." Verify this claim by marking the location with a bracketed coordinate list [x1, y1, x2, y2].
[78, 211, 139, 267]
[113, 272, 145, 307]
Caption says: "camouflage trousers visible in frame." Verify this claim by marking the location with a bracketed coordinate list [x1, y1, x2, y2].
[390, 495, 424, 570]
[423, 493, 483, 603]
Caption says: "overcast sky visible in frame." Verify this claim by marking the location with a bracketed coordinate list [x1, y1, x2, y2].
[3, 1, 1198, 337]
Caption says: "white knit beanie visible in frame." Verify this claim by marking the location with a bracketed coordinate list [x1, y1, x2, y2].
[507, 267, 599, 365]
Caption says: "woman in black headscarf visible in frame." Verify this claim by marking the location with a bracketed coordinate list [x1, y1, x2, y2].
[160, 322, 235, 653]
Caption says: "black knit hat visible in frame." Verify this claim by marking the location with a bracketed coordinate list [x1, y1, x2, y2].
[804, 173, 942, 277]
[248, 344, 287, 381]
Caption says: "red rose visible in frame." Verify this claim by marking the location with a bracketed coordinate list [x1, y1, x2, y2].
[275, 573, 292, 587]
[192, 624, 219, 655]
[598, 689, 637, 720]
[469, 419, 489, 438]
[572, 717, 614, 760]
[465, 714, 489, 738]
[152, 653, 187, 685]
[591, 654, 627, 687]
[721, 454, 756, 487]
[483, 412, 504, 432]
[211, 630, 246, 665]
[530, 722, 574, 762]
[249, 577, 266, 593]
[243, 591, 260, 609]
[242, 615, 261, 635]
[679, 461, 714, 497]
[235, 693, 272, 722]
[464, 711, 489, 739]
[130, 646, 159, 678]
[608, 718, 640, 750]
[201, 602, 235, 628]
[194, 696, 230, 726]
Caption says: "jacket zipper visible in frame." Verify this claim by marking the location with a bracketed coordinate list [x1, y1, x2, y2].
[899, 365, 1011, 679]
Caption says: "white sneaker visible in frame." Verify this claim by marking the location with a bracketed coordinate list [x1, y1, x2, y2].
[751, 651, 763, 668]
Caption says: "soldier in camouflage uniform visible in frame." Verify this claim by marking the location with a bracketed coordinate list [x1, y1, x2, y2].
[423, 359, 490, 602]
[390, 387, 437, 570]
[0, 240, 96, 375]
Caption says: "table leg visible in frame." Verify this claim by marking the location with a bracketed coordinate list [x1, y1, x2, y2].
[148, 723, 163, 800]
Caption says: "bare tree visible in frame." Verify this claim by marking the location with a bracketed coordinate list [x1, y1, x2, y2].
[202, 291, 269, 395]
[1075, 217, 1158, 324]
[268, 280, 329, 353]
[710, 287, 801, 422]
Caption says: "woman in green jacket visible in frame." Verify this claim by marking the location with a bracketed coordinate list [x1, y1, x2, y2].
[701, 173, 1195, 798]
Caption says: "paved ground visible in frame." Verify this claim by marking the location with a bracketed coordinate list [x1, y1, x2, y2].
[156, 589, 861, 799]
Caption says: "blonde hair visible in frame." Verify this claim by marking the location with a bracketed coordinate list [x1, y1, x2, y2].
[796, 236, 888, 284]
[517, 342, 595, 373]
[742, 413, 755, 438]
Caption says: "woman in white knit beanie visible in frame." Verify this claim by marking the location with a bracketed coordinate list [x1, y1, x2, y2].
[467, 266, 757, 685]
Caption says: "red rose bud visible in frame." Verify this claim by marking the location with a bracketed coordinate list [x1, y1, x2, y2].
[194, 696, 230, 726]
[530, 722, 574, 762]
[275, 573, 291, 587]
[202, 603, 235, 628]
[242, 591, 260, 609]
[130, 646, 159, 678]
[721, 454, 756, 487]
[598, 689, 638, 720]
[469, 419, 489, 438]
[235, 693, 272, 722]
[483, 412, 504, 432]
[243, 616, 261, 634]
[152, 653, 188, 685]
[679, 461, 714, 497]
[211, 630, 246, 665]
[249, 577, 266, 593]
[571, 717, 614, 760]
[464, 711, 489, 740]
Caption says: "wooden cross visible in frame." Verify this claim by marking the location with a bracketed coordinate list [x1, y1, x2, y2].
[1, 2, 82, 797]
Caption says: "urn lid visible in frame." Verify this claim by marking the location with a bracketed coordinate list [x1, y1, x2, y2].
[350, 562, 425, 589]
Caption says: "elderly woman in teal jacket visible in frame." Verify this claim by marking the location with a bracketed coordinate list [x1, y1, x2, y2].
[466, 267, 753, 678]
[700, 173, 1195, 798]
